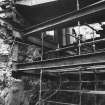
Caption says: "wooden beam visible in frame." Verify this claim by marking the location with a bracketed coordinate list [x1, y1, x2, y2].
[16, 51, 105, 71]
[24, 0, 105, 36]
[27, 36, 56, 49]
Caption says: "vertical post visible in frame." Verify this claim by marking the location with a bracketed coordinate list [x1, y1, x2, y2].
[77, 0, 81, 55]
[56, 28, 63, 48]
[62, 28, 67, 46]
[77, 1, 81, 104]
[55, 28, 63, 57]
[39, 32, 44, 105]
[77, 0, 80, 11]
[79, 68, 82, 105]
[41, 32, 44, 61]
[92, 30, 96, 52]
[39, 68, 43, 105]
[54, 29, 61, 48]
[94, 68, 97, 105]
[65, 27, 70, 45]
[78, 25, 81, 55]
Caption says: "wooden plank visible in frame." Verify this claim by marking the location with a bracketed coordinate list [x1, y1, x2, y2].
[58, 90, 105, 95]
[16, 51, 105, 71]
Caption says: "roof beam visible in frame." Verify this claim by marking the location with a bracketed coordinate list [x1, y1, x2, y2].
[24, 0, 105, 36]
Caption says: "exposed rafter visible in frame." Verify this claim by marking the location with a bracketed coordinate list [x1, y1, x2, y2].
[24, 0, 105, 36]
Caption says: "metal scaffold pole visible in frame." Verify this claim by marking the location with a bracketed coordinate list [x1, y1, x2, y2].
[39, 32, 44, 105]
[77, 0, 81, 55]
[92, 30, 96, 52]
[76, 0, 81, 105]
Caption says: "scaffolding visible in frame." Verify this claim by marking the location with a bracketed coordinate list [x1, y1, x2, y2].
[11, 0, 105, 105]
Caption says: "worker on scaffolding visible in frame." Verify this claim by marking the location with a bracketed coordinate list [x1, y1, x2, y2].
[96, 24, 105, 38]
[72, 28, 85, 43]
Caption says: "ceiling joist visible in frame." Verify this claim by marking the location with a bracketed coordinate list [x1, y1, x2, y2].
[24, 0, 105, 36]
